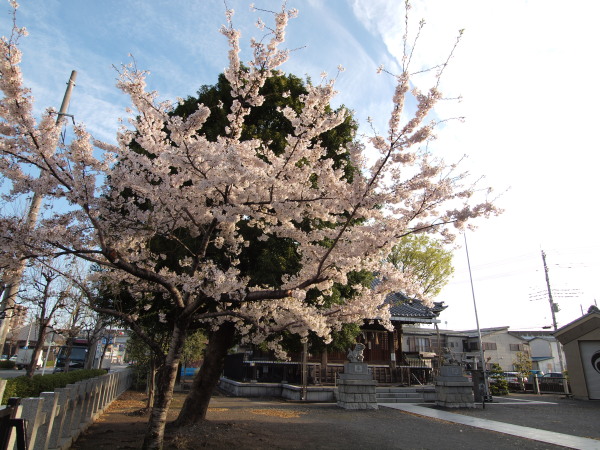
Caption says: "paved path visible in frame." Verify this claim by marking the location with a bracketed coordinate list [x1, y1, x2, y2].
[381, 397, 600, 450]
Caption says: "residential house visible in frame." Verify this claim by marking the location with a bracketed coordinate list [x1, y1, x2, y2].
[461, 327, 531, 372]
[512, 330, 566, 373]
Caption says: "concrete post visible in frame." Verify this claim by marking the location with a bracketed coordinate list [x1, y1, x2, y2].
[80, 380, 93, 426]
[6, 402, 23, 450]
[90, 378, 102, 420]
[68, 383, 84, 438]
[563, 378, 570, 396]
[58, 386, 76, 449]
[20, 397, 45, 450]
[47, 388, 69, 450]
[33, 392, 58, 450]
[77, 381, 90, 430]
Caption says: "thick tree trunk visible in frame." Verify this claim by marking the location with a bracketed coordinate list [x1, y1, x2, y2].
[142, 320, 189, 450]
[173, 321, 235, 427]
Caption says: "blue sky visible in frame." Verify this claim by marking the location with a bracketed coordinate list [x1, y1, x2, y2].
[5, 0, 600, 332]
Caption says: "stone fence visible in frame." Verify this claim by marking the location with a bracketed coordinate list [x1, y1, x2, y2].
[218, 377, 335, 401]
[0, 369, 132, 450]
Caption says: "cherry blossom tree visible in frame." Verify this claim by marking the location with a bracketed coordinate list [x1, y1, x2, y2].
[0, 3, 498, 448]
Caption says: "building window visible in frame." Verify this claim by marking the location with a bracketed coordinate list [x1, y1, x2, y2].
[469, 341, 479, 351]
[407, 336, 431, 352]
[482, 342, 497, 350]
[509, 344, 525, 351]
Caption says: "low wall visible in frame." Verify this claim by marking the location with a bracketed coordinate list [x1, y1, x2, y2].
[281, 384, 335, 402]
[219, 377, 335, 402]
[0, 369, 132, 450]
[416, 386, 436, 402]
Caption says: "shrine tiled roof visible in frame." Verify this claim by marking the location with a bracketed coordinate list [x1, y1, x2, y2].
[386, 291, 447, 322]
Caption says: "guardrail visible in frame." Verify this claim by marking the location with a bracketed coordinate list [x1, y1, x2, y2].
[0, 369, 132, 450]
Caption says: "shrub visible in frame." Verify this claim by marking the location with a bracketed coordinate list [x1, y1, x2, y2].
[488, 363, 509, 396]
[0, 361, 16, 369]
[1, 369, 107, 404]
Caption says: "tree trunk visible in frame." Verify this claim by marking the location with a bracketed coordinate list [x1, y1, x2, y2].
[173, 321, 235, 427]
[321, 347, 328, 383]
[84, 320, 105, 370]
[146, 354, 156, 410]
[26, 322, 49, 378]
[62, 338, 73, 373]
[25, 341, 45, 378]
[141, 320, 189, 450]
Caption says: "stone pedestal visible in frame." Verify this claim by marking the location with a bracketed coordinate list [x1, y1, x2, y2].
[337, 362, 378, 410]
[435, 365, 475, 408]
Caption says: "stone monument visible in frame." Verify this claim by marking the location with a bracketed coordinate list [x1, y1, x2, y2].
[435, 364, 475, 408]
[337, 343, 378, 410]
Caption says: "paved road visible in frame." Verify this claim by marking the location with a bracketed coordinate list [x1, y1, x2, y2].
[0, 364, 128, 379]
[0, 368, 48, 378]
[384, 397, 600, 450]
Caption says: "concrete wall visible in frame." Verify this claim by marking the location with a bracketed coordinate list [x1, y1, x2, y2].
[218, 377, 336, 402]
[0, 369, 132, 450]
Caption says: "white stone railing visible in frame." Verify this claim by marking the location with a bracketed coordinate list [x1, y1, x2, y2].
[0, 369, 132, 450]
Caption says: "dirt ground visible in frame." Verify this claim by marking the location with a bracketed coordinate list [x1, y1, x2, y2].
[70, 390, 575, 450]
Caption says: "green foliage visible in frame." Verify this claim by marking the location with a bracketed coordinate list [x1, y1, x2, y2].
[125, 333, 155, 390]
[388, 234, 454, 298]
[513, 351, 532, 380]
[235, 220, 302, 288]
[1, 369, 107, 404]
[0, 361, 15, 369]
[323, 323, 362, 352]
[182, 330, 207, 366]
[281, 322, 362, 356]
[488, 363, 509, 396]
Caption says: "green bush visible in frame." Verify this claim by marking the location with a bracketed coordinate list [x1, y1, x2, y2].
[0, 361, 16, 369]
[488, 363, 509, 396]
[129, 363, 150, 391]
[1, 369, 107, 404]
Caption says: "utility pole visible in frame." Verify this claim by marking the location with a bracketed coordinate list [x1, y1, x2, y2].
[541, 250, 565, 374]
[0, 71, 77, 352]
[464, 233, 492, 402]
